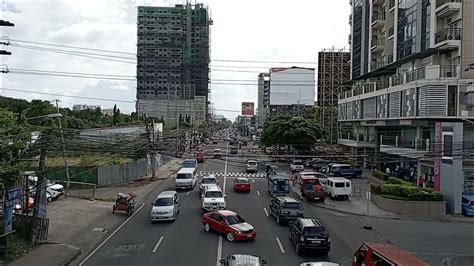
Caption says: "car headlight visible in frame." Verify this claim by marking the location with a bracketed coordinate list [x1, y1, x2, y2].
[203, 202, 210, 206]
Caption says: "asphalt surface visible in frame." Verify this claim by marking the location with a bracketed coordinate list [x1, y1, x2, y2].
[80, 139, 474, 266]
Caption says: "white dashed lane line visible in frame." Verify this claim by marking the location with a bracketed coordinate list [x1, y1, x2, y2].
[256, 190, 261, 197]
[152, 236, 164, 253]
[263, 207, 269, 217]
[186, 191, 190, 196]
[275, 237, 285, 253]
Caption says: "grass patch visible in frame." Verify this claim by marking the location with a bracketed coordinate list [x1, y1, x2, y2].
[380, 194, 408, 201]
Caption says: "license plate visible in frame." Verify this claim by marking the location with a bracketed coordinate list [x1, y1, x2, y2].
[247, 234, 253, 238]
[311, 240, 321, 244]
[314, 197, 319, 200]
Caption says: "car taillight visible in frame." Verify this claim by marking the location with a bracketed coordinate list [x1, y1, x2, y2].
[300, 235, 305, 242]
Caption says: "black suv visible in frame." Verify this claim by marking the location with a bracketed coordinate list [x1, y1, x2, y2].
[289, 218, 330, 255]
[269, 196, 304, 224]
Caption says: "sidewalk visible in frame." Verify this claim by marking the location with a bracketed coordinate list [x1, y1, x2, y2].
[10, 157, 182, 266]
[289, 180, 400, 219]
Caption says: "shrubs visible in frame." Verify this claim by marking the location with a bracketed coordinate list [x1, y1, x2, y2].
[370, 183, 382, 194]
[371, 183, 444, 201]
[387, 176, 412, 186]
[372, 170, 389, 181]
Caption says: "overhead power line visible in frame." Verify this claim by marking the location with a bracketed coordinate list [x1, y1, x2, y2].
[1, 88, 136, 103]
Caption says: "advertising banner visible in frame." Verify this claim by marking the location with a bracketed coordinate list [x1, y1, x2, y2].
[241, 102, 255, 116]
[3, 186, 21, 234]
[434, 122, 442, 192]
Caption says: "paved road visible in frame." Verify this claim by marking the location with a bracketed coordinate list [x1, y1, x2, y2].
[80, 140, 474, 266]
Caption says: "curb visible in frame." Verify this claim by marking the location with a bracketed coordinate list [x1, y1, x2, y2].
[289, 190, 401, 220]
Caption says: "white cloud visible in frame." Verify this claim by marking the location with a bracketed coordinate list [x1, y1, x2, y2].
[1, 0, 350, 119]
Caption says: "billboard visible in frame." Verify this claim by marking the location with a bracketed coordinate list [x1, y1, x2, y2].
[241, 102, 255, 116]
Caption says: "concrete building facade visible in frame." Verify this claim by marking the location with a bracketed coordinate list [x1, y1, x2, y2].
[339, 0, 474, 213]
[317, 48, 351, 144]
[136, 3, 211, 126]
[257, 72, 270, 127]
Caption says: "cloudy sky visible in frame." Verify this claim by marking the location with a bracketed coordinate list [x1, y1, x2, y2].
[1, 0, 350, 120]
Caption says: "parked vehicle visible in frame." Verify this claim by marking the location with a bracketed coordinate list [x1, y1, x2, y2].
[113, 192, 136, 216]
[220, 254, 267, 265]
[290, 159, 305, 172]
[233, 178, 251, 192]
[230, 147, 238, 155]
[246, 159, 258, 173]
[461, 195, 474, 216]
[182, 158, 198, 169]
[324, 177, 352, 200]
[267, 175, 290, 197]
[214, 149, 222, 159]
[298, 174, 327, 202]
[352, 242, 428, 266]
[269, 196, 304, 224]
[289, 218, 331, 255]
[199, 174, 219, 195]
[28, 175, 64, 201]
[150, 191, 180, 222]
[327, 164, 362, 178]
[201, 185, 226, 212]
[202, 210, 257, 242]
[305, 159, 330, 172]
[196, 152, 205, 163]
[299, 263, 339, 266]
[175, 168, 197, 190]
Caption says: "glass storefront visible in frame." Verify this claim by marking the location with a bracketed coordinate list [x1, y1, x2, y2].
[463, 170, 474, 195]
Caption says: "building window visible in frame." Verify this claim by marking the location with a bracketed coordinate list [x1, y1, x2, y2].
[397, 0, 418, 60]
[447, 85, 457, 116]
[443, 132, 453, 158]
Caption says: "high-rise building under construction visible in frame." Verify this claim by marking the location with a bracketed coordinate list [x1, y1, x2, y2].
[136, 3, 211, 126]
[317, 48, 351, 144]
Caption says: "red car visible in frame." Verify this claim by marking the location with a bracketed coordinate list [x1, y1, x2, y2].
[202, 210, 256, 242]
[196, 152, 205, 163]
[233, 178, 251, 192]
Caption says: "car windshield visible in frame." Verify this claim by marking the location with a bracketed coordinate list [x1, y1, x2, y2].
[154, 197, 173, 206]
[304, 227, 327, 237]
[226, 215, 245, 225]
[283, 202, 302, 209]
[205, 191, 223, 198]
[202, 178, 216, 184]
[177, 173, 192, 179]
[247, 161, 257, 165]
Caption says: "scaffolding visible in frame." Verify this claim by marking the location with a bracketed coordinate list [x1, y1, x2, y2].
[317, 48, 351, 144]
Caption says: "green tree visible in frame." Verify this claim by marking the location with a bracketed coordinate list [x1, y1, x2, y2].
[260, 116, 325, 150]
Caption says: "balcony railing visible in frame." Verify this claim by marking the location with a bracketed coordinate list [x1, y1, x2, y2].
[440, 65, 458, 77]
[435, 28, 461, 44]
[389, 0, 396, 9]
[391, 74, 404, 86]
[372, 37, 386, 46]
[381, 136, 432, 151]
[406, 67, 426, 83]
[371, 61, 388, 70]
[388, 26, 395, 37]
[372, 11, 386, 22]
[436, 0, 461, 8]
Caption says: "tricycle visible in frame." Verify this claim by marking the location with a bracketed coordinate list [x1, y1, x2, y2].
[113, 192, 136, 216]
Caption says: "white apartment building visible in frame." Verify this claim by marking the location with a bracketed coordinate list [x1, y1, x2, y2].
[339, 0, 474, 213]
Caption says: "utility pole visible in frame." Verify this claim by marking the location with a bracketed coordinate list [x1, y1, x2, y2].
[53, 99, 71, 196]
[151, 118, 156, 179]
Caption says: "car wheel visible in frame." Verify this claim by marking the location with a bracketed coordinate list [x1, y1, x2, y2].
[276, 215, 281, 224]
[226, 232, 235, 242]
[204, 223, 210, 232]
[295, 244, 301, 254]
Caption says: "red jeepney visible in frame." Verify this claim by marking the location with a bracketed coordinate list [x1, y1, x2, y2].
[353, 242, 428, 266]
[299, 175, 327, 202]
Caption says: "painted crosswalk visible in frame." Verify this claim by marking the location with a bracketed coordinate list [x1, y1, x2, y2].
[196, 171, 266, 178]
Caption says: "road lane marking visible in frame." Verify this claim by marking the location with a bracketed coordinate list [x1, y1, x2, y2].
[256, 190, 261, 197]
[186, 191, 190, 196]
[152, 236, 164, 253]
[216, 235, 223, 266]
[275, 237, 285, 253]
[79, 203, 145, 266]
[264, 207, 269, 217]
[252, 179, 255, 183]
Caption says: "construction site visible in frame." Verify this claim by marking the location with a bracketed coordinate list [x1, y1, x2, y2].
[136, 3, 212, 127]
[317, 48, 351, 144]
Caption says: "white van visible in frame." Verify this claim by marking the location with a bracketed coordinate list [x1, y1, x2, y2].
[175, 168, 197, 190]
[324, 177, 352, 200]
